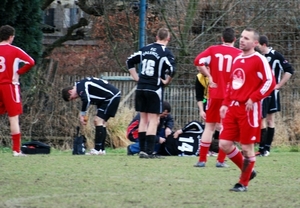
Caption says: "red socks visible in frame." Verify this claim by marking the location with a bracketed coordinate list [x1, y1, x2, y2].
[227, 147, 243, 169]
[12, 133, 21, 152]
[227, 147, 256, 186]
[198, 141, 211, 162]
[216, 149, 227, 163]
[239, 156, 255, 186]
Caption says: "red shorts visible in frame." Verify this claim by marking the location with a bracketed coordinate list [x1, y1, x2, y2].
[206, 98, 223, 123]
[220, 101, 261, 144]
[0, 84, 22, 117]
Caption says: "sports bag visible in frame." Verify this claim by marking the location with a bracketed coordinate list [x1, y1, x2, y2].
[21, 141, 51, 154]
[72, 126, 86, 155]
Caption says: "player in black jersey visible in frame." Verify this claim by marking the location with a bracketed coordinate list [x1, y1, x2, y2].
[256, 35, 294, 156]
[62, 77, 121, 155]
[126, 28, 176, 158]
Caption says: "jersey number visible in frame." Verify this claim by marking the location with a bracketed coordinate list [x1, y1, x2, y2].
[178, 136, 195, 153]
[0, 56, 6, 72]
[215, 54, 233, 72]
[141, 59, 155, 76]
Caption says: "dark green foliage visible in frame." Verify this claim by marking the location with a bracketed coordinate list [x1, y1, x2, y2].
[0, 0, 43, 86]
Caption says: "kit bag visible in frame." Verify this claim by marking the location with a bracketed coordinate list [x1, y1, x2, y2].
[21, 141, 51, 154]
[73, 126, 86, 155]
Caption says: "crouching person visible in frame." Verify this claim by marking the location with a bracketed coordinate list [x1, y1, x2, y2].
[62, 77, 121, 155]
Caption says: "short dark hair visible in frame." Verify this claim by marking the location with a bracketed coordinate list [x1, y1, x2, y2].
[61, 86, 73, 101]
[244, 28, 260, 41]
[0, 25, 15, 41]
[222, 27, 235, 43]
[259, 35, 269, 46]
[163, 101, 171, 113]
[157, 28, 170, 41]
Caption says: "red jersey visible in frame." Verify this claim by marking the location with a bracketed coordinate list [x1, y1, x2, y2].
[0, 44, 35, 84]
[223, 52, 276, 106]
[194, 44, 241, 99]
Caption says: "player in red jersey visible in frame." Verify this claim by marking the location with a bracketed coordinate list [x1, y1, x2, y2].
[193, 27, 241, 168]
[0, 25, 35, 156]
[219, 28, 276, 192]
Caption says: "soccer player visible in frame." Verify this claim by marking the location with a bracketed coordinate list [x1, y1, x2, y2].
[219, 28, 276, 192]
[62, 77, 121, 155]
[126, 101, 174, 155]
[195, 71, 219, 156]
[126, 27, 176, 159]
[256, 35, 294, 156]
[0, 25, 35, 156]
[193, 27, 241, 168]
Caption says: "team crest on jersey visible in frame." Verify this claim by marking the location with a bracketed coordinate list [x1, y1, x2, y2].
[232, 68, 245, 89]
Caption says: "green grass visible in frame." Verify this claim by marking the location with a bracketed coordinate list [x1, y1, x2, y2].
[0, 148, 300, 208]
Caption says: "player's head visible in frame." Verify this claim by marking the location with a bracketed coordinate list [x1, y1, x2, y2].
[257, 35, 269, 54]
[62, 86, 76, 101]
[239, 28, 259, 52]
[160, 101, 171, 118]
[222, 27, 236, 43]
[0, 25, 15, 42]
[156, 28, 170, 42]
[259, 35, 269, 46]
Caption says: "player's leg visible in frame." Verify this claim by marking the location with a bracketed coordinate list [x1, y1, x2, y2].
[9, 115, 22, 155]
[4, 84, 24, 156]
[92, 115, 106, 155]
[257, 97, 270, 156]
[142, 90, 163, 158]
[257, 118, 267, 156]
[194, 122, 216, 167]
[135, 90, 148, 155]
[231, 103, 260, 191]
[97, 94, 120, 154]
[138, 112, 148, 156]
[219, 108, 243, 171]
[195, 98, 221, 167]
[215, 123, 229, 167]
[264, 91, 280, 155]
[145, 112, 160, 155]
[264, 113, 275, 155]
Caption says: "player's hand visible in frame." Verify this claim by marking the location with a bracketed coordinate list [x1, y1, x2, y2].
[80, 115, 88, 125]
[208, 76, 217, 88]
[220, 105, 228, 119]
[159, 137, 166, 144]
[200, 110, 206, 121]
[161, 76, 172, 85]
[245, 99, 254, 111]
[165, 127, 172, 137]
[173, 130, 182, 139]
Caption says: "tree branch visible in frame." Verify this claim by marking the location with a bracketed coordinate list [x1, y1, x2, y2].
[42, 18, 88, 58]
[75, 0, 104, 16]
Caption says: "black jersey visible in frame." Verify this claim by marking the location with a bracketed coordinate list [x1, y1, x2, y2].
[75, 77, 120, 113]
[265, 48, 294, 83]
[126, 43, 176, 90]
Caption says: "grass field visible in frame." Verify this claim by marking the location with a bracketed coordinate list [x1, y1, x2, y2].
[0, 147, 299, 208]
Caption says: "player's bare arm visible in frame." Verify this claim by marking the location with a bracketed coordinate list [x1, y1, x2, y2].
[275, 72, 292, 90]
[128, 68, 139, 82]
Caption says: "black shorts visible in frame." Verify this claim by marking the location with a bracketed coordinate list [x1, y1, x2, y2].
[97, 92, 121, 121]
[261, 96, 271, 118]
[135, 88, 163, 114]
[268, 90, 281, 113]
[261, 90, 280, 118]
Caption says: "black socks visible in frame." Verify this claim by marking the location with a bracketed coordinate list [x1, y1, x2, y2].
[95, 126, 106, 151]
